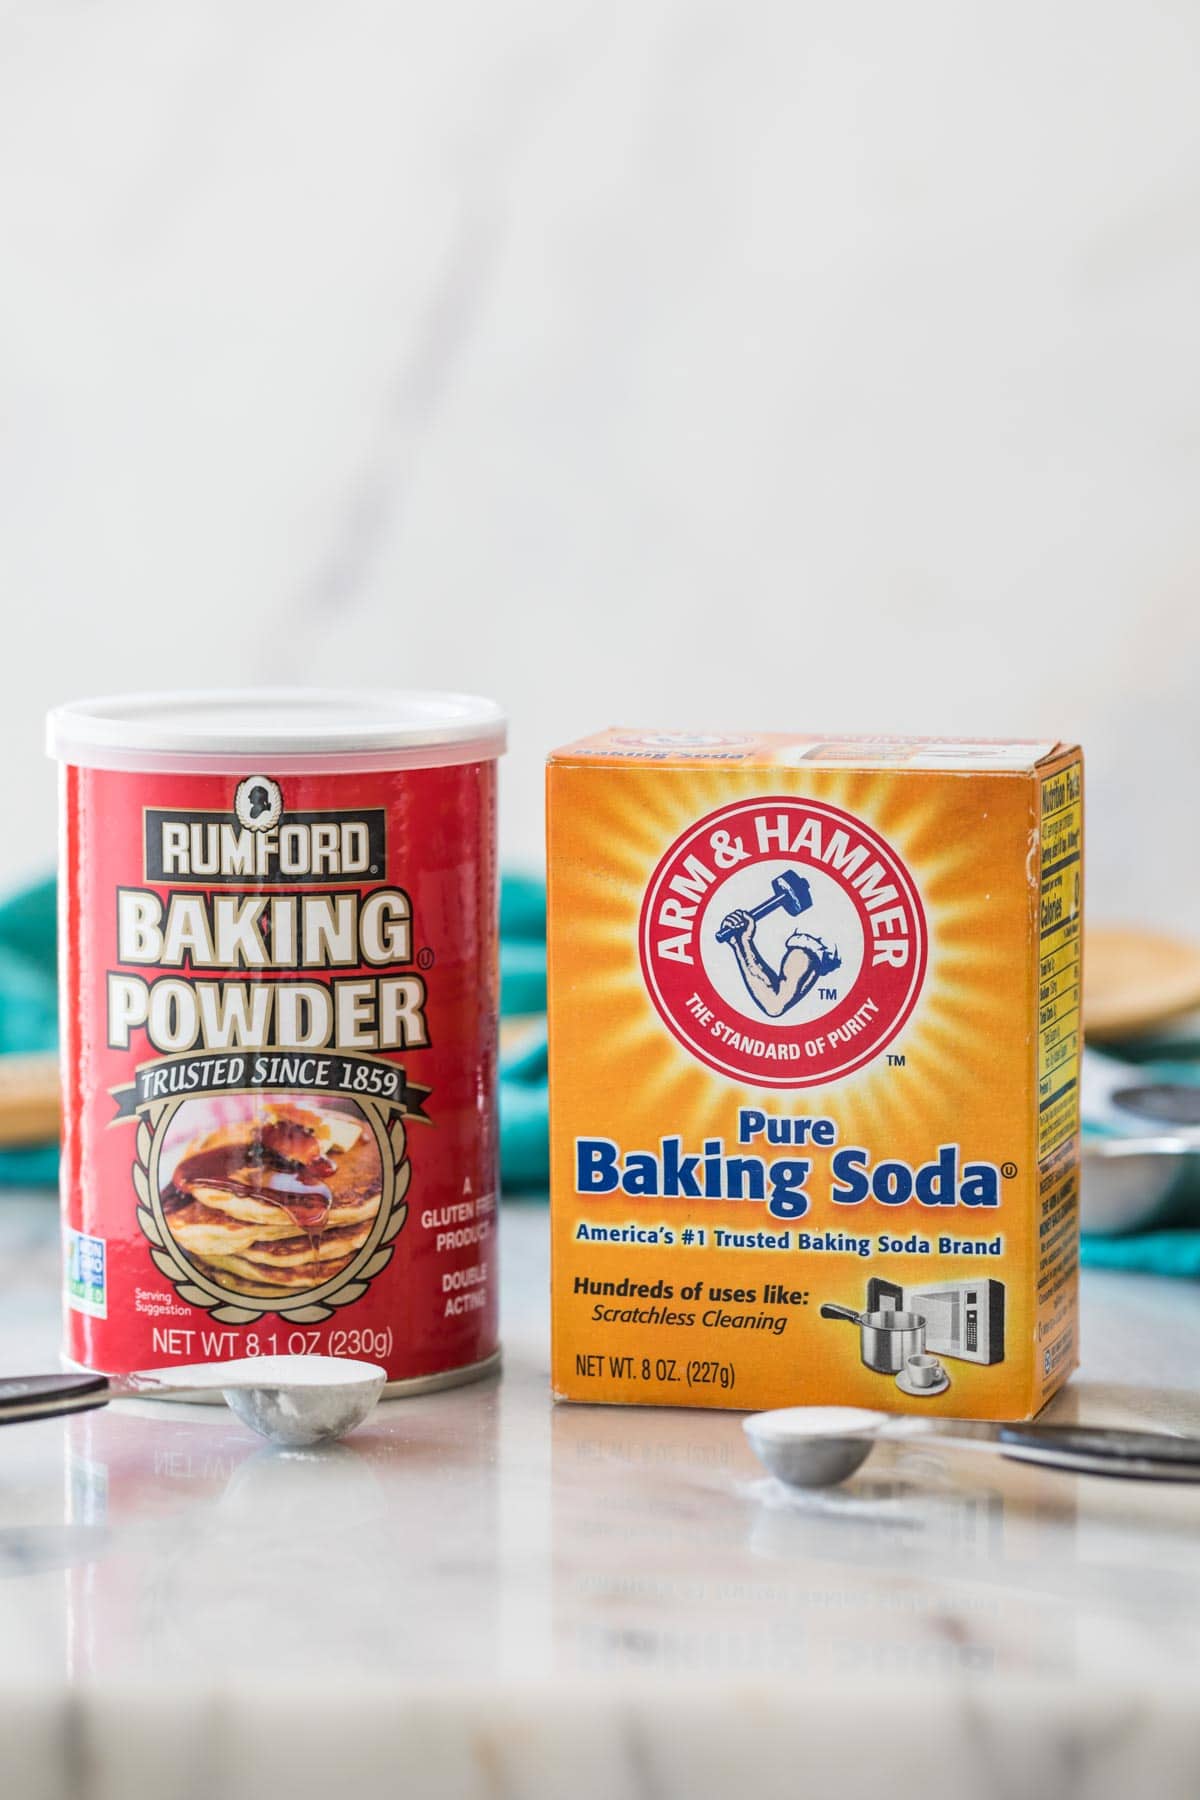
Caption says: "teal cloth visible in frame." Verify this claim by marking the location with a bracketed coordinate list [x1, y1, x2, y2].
[1079, 1229, 1200, 1277]
[498, 870, 549, 1191]
[0, 878, 58, 1186]
[0, 872, 551, 1194]
[1079, 1034, 1200, 1277]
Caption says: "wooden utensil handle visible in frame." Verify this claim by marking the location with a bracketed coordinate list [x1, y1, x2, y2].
[0, 1052, 60, 1148]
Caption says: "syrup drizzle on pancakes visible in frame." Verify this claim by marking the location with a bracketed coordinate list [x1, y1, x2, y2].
[159, 1102, 381, 1297]
[165, 1116, 335, 1247]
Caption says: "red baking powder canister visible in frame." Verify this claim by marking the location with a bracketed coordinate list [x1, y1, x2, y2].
[47, 689, 505, 1393]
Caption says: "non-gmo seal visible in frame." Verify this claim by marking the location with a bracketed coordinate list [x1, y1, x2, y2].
[639, 796, 927, 1087]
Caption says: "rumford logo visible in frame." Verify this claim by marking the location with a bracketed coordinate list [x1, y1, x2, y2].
[638, 796, 927, 1088]
[144, 777, 387, 885]
[115, 774, 425, 1057]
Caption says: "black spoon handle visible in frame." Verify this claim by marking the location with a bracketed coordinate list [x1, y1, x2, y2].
[997, 1420, 1200, 1480]
[0, 1373, 111, 1426]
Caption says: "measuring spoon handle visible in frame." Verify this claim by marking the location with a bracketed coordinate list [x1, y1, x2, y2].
[0, 1373, 111, 1426]
[997, 1421, 1200, 1481]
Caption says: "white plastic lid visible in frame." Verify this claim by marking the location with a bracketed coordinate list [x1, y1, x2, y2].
[47, 688, 507, 769]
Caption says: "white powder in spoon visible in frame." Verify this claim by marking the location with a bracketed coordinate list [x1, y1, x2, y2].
[140, 1355, 384, 1390]
[745, 1405, 888, 1439]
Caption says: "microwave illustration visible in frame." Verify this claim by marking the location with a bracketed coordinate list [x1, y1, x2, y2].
[867, 1277, 1005, 1365]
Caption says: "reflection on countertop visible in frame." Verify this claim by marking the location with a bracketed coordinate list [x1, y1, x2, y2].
[1, 1196, 1199, 1797]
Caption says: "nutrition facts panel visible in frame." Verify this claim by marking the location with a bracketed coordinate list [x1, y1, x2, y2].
[1037, 762, 1083, 1160]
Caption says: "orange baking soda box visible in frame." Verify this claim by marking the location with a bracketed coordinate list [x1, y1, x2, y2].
[546, 732, 1082, 1418]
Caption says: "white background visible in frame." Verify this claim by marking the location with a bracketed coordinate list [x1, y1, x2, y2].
[2, 2, 1198, 923]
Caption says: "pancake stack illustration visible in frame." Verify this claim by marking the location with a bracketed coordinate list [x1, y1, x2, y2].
[160, 1099, 382, 1299]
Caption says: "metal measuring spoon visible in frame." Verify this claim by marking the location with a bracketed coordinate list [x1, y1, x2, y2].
[0, 1356, 387, 1447]
[1081, 1133, 1200, 1235]
[1081, 1045, 1200, 1136]
[744, 1406, 1200, 1488]
[1079, 1049, 1200, 1233]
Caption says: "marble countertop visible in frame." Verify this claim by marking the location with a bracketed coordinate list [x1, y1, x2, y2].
[1, 1195, 1199, 1799]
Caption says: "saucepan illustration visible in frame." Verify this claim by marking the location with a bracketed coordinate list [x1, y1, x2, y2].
[819, 1303, 926, 1373]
